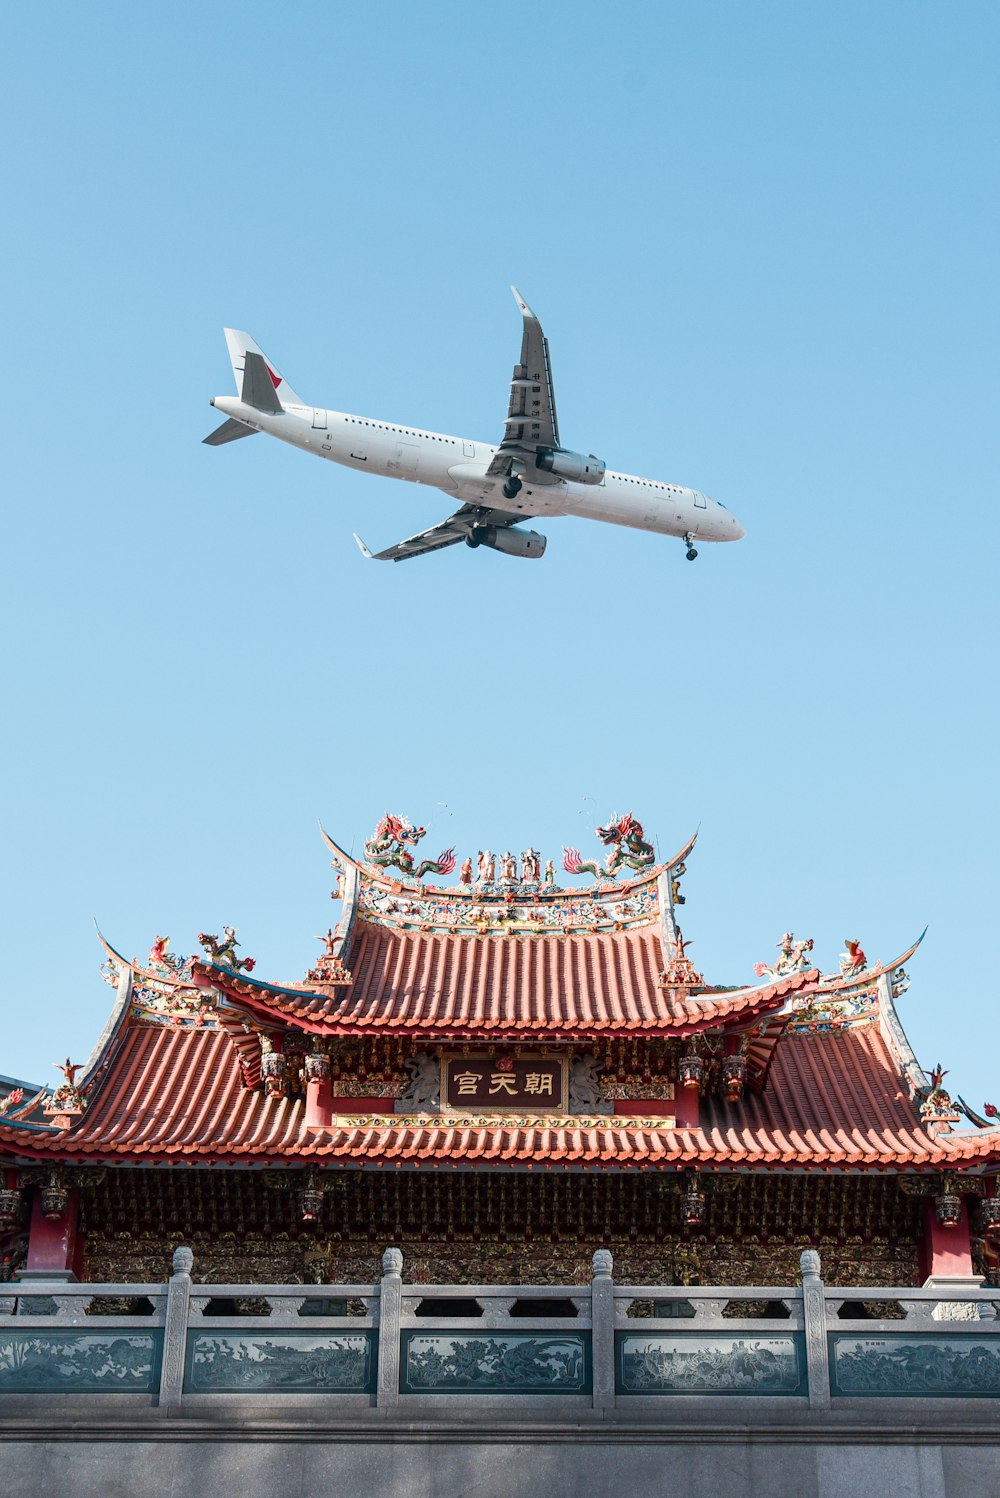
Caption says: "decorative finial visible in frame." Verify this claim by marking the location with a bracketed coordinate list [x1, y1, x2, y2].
[592, 1248, 613, 1277]
[172, 1245, 194, 1277]
[799, 1248, 821, 1277]
[382, 1246, 403, 1276]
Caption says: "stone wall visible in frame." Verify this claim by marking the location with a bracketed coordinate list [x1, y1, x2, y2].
[1, 1413, 998, 1498]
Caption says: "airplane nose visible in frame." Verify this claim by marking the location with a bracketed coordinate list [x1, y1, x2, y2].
[714, 504, 745, 541]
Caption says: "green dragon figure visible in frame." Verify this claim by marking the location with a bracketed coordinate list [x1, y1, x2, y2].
[364, 813, 456, 882]
[562, 812, 655, 880]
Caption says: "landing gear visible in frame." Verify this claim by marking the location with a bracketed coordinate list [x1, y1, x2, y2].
[465, 529, 484, 548]
[502, 476, 523, 500]
[683, 532, 698, 561]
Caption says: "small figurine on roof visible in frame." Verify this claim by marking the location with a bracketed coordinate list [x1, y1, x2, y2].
[919, 1062, 960, 1131]
[44, 1059, 86, 1118]
[661, 931, 705, 989]
[927, 1063, 949, 1098]
[839, 938, 868, 977]
[148, 935, 186, 975]
[305, 930, 351, 989]
[198, 925, 256, 974]
[671, 860, 687, 906]
[755, 932, 813, 979]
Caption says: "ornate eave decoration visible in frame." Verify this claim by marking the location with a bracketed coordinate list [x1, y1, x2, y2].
[99, 933, 219, 1029]
[298, 930, 353, 991]
[41, 1060, 87, 1127]
[659, 932, 705, 989]
[919, 1064, 962, 1135]
[779, 931, 927, 1035]
[359, 874, 660, 937]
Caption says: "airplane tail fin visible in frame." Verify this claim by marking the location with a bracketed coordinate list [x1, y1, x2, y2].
[223, 329, 305, 409]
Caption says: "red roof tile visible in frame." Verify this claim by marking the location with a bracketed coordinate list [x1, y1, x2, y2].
[200, 921, 816, 1039]
[2, 1018, 997, 1173]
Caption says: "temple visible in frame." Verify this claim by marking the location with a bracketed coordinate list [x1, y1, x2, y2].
[3, 811, 999, 1292]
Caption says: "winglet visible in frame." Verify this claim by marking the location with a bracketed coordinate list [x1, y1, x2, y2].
[511, 285, 534, 319]
[352, 533, 374, 559]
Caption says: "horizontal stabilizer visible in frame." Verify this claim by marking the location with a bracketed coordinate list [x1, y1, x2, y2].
[241, 350, 284, 415]
[202, 417, 260, 447]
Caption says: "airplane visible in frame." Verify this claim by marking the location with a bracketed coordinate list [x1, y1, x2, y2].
[204, 288, 744, 562]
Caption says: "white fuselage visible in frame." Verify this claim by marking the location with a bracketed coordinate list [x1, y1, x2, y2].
[209, 396, 744, 544]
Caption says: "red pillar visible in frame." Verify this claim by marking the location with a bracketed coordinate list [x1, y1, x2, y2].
[18, 1187, 80, 1282]
[305, 1075, 333, 1129]
[673, 1087, 700, 1129]
[920, 1199, 979, 1286]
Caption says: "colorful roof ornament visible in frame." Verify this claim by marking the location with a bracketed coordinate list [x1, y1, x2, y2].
[920, 1062, 962, 1134]
[660, 931, 705, 990]
[562, 811, 656, 882]
[42, 1059, 87, 1125]
[755, 933, 815, 980]
[197, 926, 255, 974]
[364, 813, 455, 882]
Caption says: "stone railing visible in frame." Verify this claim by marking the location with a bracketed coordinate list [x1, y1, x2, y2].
[2, 1247, 999, 1411]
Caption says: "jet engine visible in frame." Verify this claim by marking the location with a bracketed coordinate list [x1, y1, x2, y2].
[466, 526, 547, 558]
[535, 449, 606, 485]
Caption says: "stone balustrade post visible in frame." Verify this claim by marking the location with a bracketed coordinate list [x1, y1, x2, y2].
[376, 1246, 403, 1408]
[800, 1248, 831, 1410]
[591, 1248, 616, 1410]
[158, 1245, 193, 1415]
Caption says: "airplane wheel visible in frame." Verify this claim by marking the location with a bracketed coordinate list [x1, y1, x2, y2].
[686, 547, 698, 561]
[466, 531, 483, 549]
[502, 477, 522, 500]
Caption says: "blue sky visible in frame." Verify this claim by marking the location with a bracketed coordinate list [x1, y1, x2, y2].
[2, 2, 997, 1115]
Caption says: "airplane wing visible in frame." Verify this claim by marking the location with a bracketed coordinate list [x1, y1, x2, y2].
[354, 504, 528, 563]
[486, 287, 561, 481]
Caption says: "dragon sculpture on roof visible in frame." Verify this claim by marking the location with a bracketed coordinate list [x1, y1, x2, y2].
[562, 812, 655, 881]
[365, 813, 456, 882]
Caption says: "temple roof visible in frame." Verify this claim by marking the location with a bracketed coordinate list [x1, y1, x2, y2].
[195, 926, 819, 1040]
[0, 1019, 997, 1172]
[2, 815, 991, 1178]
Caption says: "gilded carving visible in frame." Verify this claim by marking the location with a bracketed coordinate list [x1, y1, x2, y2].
[76, 1167, 922, 1289]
